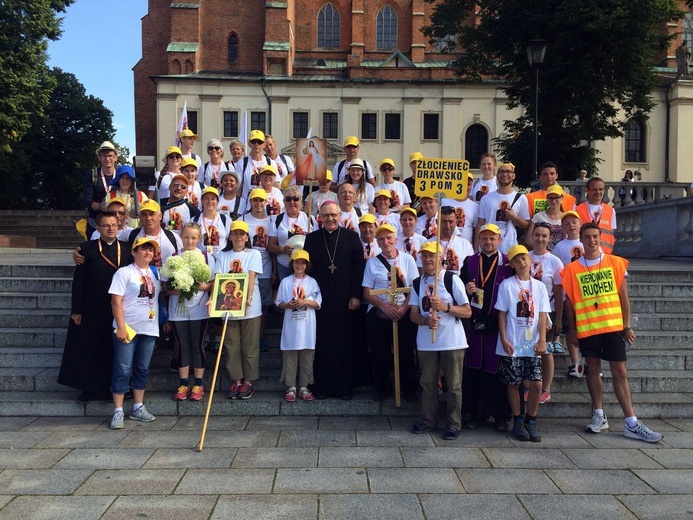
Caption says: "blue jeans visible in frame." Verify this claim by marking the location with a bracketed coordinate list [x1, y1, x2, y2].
[111, 334, 156, 394]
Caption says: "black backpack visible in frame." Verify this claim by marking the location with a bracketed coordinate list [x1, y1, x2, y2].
[413, 270, 460, 322]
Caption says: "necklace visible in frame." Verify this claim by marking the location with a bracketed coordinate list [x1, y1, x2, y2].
[323, 227, 341, 274]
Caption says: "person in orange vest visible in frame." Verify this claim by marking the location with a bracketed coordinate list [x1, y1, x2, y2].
[576, 177, 616, 254]
[562, 223, 662, 443]
[525, 162, 577, 218]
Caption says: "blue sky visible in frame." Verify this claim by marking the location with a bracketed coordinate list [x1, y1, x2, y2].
[47, 0, 148, 158]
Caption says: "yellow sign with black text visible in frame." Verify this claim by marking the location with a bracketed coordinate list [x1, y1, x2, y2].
[414, 158, 470, 199]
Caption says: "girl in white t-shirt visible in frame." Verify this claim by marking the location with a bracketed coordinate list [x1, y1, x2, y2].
[213, 220, 263, 400]
[164, 223, 214, 402]
[275, 250, 322, 402]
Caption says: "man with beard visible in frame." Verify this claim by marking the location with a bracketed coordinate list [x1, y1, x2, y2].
[59, 212, 131, 402]
[303, 200, 365, 399]
[460, 223, 513, 431]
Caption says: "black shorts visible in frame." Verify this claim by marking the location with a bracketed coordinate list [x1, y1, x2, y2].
[498, 356, 542, 386]
[578, 331, 627, 362]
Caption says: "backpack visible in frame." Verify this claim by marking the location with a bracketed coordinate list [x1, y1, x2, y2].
[128, 228, 179, 255]
[413, 270, 460, 323]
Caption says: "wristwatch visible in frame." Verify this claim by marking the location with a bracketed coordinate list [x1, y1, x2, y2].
[446, 303, 451, 313]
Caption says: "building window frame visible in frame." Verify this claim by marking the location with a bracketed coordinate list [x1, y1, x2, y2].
[376, 5, 398, 51]
[317, 3, 340, 49]
[360, 111, 378, 141]
[292, 110, 310, 140]
[464, 123, 489, 167]
[228, 33, 239, 64]
[624, 118, 646, 163]
[186, 110, 198, 134]
[422, 112, 440, 142]
[223, 110, 239, 138]
[250, 111, 267, 133]
[383, 112, 402, 142]
[321, 111, 340, 140]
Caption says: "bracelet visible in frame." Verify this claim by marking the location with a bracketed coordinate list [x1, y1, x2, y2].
[446, 303, 451, 313]
[624, 326, 631, 331]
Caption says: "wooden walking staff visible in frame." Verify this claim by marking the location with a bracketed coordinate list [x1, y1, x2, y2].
[431, 192, 445, 343]
[197, 312, 230, 452]
[370, 265, 411, 408]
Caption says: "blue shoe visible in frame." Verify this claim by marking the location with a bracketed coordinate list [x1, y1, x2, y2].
[513, 418, 530, 441]
[551, 341, 565, 354]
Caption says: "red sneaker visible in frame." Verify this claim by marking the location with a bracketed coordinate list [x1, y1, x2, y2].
[174, 385, 190, 401]
[190, 385, 204, 401]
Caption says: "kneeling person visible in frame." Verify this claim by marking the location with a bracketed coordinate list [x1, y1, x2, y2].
[410, 242, 471, 440]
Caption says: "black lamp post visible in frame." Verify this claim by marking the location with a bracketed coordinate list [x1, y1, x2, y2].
[527, 39, 548, 182]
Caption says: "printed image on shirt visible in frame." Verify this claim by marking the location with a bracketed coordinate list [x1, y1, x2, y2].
[294, 285, 306, 300]
[495, 201, 509, 222]
[229, 259, 243, 273]
[443, 249, 459, 273]
[167, 210, 183, 231]
[571, 247, 583, 262]
[137, 274, 155, 299]
[516, 288, 534, 320]
[422, 283, 434, 312]
[152, 248, 162, 268]
[454, 207, 466, 228]
[205, 225, 220, 246]
[387, 265, 406, 288]
[476, 185, 489, 201]
[530, 260, 543, 281]
[266, 197, 281, 216]
[188, 190, 199, 208]
[288, 223, 305, 239]
[340, 214, 355, 231]
[403, 237, 417, 261]
[390, 190, 401, 208]
[423, 218, 437, 238]
[252, 227, 268, 248]
[363, 242, 375, 260]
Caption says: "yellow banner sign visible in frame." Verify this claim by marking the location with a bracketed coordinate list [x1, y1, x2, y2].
[414, 158, 470, 199]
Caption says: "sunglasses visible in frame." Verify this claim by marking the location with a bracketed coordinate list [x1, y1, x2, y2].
[208, 146, 222, 151]
[167, 154, 182, 160]
[250, 140, 264, 145]
[171, 183, 188, 189]
[533, 222, 552, 229]
[380, 166, 394, 172]
[285, 196, 301, 202]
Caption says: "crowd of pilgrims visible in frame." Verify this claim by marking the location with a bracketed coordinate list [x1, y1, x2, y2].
[59, 127, 660, 444]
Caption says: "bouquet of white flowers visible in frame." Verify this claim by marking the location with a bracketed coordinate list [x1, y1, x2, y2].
[161, 250, 212, 310]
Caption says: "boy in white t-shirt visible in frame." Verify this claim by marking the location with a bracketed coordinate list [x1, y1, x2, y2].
[495, 245, 551, 442]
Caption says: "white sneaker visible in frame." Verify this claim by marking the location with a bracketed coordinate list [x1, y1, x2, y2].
[129, 405, 156, 422]
[109, 410, 124, 429]
[624, 421, 663, 443]
[586, 411, 609, 433]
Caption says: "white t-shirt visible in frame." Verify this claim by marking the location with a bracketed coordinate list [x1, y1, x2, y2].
[552, 238, 584, 267]
[375, 181, 412, 208]
[353, 183, 375, 212]
[361, 239, 381, 261]
[442, 197, 479, 243]
[195, 212, 230, 255]
[163, 201, 197, 235]
[243, 213, 276, 279]
[118, 228, 183, 268]
[410, 270, 469, 351]
[339, 208, 361, 231]
[109, 263, 162, 337]
[151, 171, 176, 201]
[478, 191, 530, 254]
[213, 248, 263, 320]
[374, 212, 402, 235]
[417, 235, 474, 276]
[362, 251, 418, 311]
[264, 186, 285, 217]
[217, 194, 246, 220]
[494, 276, 551, 357]
[185, 182, 203, 211]
[271, 154, 295, 182]
[531, 212, 566, 251]
[416, 213, 438, 239]
[529, 251, 564, 311]
[472, 176, 498, 203]
[201, 161, 230, 189]
[397, 233, 427, 263]
[275, 274, 322, 350]
[237, 155, 279, 200]
[163, 252, 215, 322]
[273, 212, 318, 267]
[586, 202, 617, 229]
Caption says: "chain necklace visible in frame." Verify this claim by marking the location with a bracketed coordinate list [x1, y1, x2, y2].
[323, 227, 341, 274]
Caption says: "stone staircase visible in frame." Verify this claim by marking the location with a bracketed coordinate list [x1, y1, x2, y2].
[0, 254, 691, 419]
[0, 210, 85, 249]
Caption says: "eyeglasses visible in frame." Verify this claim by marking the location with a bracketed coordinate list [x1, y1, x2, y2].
[250, 140, 263, 145]
[380, 166, 394, 172]
[547, 196, 563, 201]
[111, 210, 127, 216]
[171, 183, 188, 189]
[321, 213, 340, 219]
[345, 145, 358, 149]
[167, 154, 182, 160]
[208, 146, 222, 151]
[285, 196, 301, 202]
[533, 222, 552, 229]
[497, 169, 514, 174]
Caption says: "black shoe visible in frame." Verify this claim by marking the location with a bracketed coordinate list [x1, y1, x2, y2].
[411, 420, 433, 434]
[494, 420, 509, 432]
[76, 391, 94, 404]
[124, 390, 134, 400]
[341, 394, 353, 401]
[442, 427, 461, 440]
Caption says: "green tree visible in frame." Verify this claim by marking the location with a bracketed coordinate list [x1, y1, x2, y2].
[0, 0, 74, 154]
[424, 0, 681, 186]
[1, 68, 116, 209]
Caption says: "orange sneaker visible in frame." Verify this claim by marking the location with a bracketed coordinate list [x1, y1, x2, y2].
[174, 385, 190, 401]
[190, 385, 204, 401]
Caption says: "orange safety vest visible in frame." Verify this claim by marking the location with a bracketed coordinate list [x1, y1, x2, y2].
[525, 188, 577, 217]
[576, 202, 615, 254]
[561, 254, 628, 339]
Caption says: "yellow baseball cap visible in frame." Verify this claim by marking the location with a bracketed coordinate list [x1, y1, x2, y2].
[400, 207, 418, 219]
[326, 170, 333, 181]
[478, 223, 502, 235]
[409, 152, 423, 163]
[230, 220, 249, 233]
[359, 214, 377, 225]
[132, 237, 160, 251]
[375, 223, 396, 236]
[260, 164, 277, 176]
[379, 158, 395, 169]
[106, 196, 127, 208]
[374, 189, 392, 199]
[507, 244, 529, 261]
[249, 129, 265, 142]
[201, 187, 219, 198]
[547, 185, 564, 197]
[178, 128, 199, 140]
[170, 174, 189, 186]
[291, 249, 310, 262]
[166, 146, 182, 157]
[139, 200, 161, 213]
[249, 188, 268, 200]
[561, 210, 580, 222]
[344, 136, 359, 147]
[419, 242, 440, 255]
[181, 158, 198, 170]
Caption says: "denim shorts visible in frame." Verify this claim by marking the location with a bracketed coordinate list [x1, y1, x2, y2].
[111, 334, 156, 394]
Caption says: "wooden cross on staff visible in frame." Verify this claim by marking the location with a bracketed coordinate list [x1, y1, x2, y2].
[369, 263, 411, 408]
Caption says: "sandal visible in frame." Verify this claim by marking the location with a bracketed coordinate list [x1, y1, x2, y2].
[299, 387, 314, 401]
[285, 388, 296, 402]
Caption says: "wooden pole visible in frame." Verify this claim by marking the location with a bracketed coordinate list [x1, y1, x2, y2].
[197, 312, 230, 452]
[391, 263, 401, 408]
[431, 193, 444, 343]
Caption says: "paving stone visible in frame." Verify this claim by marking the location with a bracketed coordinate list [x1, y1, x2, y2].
[561, 448, 664, 469]
[319, 447, 403, 468]
[0, 417, 36, 431]
[482, 448, 576, 469]
[76, 469, 184, 495]
[577, 431, 670, 449]
[0, 469, 91, 495]
[171, 415, 249, 430]
[400, 447, 488, 468]
[617, 494, 693, 519]
[278, 429, 355, 447]
[143, 447, 235, 469]
[430, 430, 515, 448]
[232, 447, 317, 468]
[0, 431, 50, 448]
[202, 430, 280, 448]
[246, 416, 318, 430]
[319, 416, 391, 430]
[356, 430, 435, 447]
[368, 467, 463, 493]
[640, 448, 693, 468]
[663, 419, 693, 432]
[21, 416, 105, 431]
[103, 495, 217, 520]
[281, 398, 381, 416]
[420, 494, 529, 520]
[0, 496, 11, 509]
[456, 469, 561, 494]
[519, 494, 636, 520]
[0, 448, 69, 469]
[0, 496, 115, 519]
[319, 494, 423, 520]
[176, 469, 275, 494]
[507, 432, 593, 448]
[55, 448, 154, 470]
[213, 494, 318, 520]
[633, 469, 693, 494]
[546, 469, 656, 494]
[660, 432, 693, 448]
[274, 468, 368, 493]
[35, 431, 128, 449]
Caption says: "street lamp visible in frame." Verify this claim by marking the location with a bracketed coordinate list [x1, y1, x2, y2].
[527, 39, 548, 183]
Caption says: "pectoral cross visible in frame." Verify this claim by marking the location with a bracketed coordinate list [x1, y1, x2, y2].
[328, 263, 337, 274]
[370, 264, 412, 408]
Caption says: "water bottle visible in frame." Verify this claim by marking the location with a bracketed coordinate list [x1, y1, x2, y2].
[513, 341, 536, 357]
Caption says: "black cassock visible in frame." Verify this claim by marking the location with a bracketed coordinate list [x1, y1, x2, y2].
[58, 239, 131, 393]
[304, 227, 365, 396]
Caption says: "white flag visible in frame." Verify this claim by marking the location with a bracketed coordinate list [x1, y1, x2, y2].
[239, 110, 249, 155]
[175, 100, 188, 147]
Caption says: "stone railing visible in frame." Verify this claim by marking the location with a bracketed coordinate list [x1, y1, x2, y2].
[558, 181, 690, 207]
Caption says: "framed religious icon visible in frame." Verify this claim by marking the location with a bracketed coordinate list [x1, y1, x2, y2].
[210, 273, 249, 318]
[295, 137, 327, 186]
